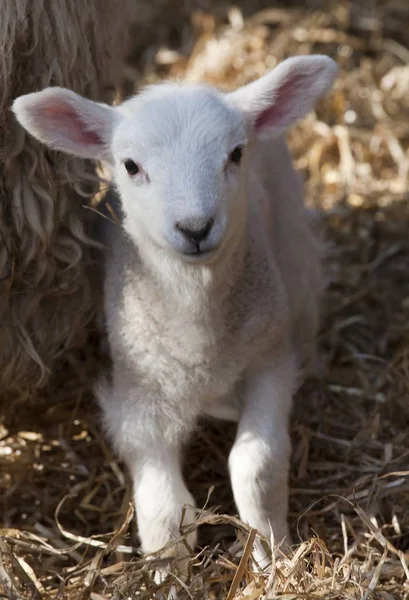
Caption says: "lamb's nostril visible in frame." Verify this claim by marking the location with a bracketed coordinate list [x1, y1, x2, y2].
[176, 218, 214, 244]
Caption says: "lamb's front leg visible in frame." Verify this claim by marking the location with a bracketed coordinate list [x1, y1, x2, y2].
[228, 354, 298, 567]
[130, 443, 196, 562]
[97, 379, 197, 566]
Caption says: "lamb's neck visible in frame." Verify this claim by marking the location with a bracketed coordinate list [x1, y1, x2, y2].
[141, 235, 248, 314]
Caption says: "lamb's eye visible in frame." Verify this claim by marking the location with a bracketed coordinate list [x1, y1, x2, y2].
[230, 145, 243, 165]
[124, 159, 139, 175]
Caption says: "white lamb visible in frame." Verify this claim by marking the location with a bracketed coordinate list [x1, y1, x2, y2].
[13, 55, 337, 569]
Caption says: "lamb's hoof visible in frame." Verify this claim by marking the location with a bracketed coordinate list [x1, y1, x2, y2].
[153, 568, 178, 600]
[231, 532, 293, 575]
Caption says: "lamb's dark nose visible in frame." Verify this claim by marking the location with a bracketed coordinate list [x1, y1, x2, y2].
[176, 218, 214, 244]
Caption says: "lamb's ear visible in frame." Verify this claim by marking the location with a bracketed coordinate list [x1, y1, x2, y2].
[227, 55, 338, 138]
[12, 87, 120, 161]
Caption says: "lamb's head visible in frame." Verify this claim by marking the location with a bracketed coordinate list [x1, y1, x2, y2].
[12, 55, 337, 263]
[112, 84, 249, 260]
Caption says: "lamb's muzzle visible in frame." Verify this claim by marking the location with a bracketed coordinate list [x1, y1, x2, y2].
[175, 217, 214, 249]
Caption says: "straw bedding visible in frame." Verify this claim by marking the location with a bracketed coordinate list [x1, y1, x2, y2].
[1, 1, 408, 598]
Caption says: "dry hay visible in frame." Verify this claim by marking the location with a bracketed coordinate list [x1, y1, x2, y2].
[1, 1, 409, 598]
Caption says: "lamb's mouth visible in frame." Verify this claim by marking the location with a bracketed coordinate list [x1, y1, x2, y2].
[179, 244, 220, 263]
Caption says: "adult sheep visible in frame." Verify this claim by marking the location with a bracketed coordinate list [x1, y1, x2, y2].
[0, 0, 135, 410]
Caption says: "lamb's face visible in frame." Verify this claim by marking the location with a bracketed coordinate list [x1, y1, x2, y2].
[111, 85, 249, 262]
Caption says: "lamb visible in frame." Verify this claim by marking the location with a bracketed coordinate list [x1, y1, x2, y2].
[12, 55, 338, 569]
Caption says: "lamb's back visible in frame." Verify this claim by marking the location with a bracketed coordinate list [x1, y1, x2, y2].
[251, 136, 323, 368]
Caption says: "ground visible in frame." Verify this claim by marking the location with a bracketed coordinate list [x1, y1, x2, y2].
[1, 1, 409, 598]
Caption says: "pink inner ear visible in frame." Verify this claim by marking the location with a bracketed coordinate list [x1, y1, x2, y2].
[254, 73, 307, 132]
[41, 104, 102, 146]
